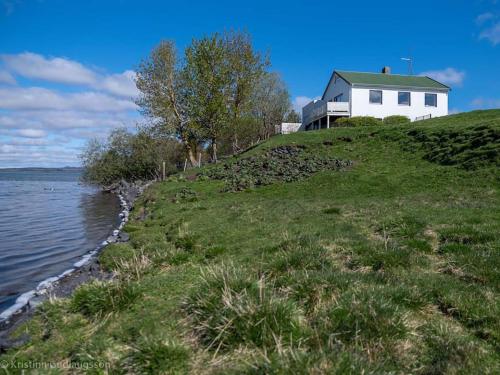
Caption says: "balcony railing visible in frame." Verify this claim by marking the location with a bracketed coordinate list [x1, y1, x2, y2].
[302, 100, 350, 125]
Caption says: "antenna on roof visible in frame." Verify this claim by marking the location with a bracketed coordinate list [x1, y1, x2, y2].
[401, 57, 413, 75]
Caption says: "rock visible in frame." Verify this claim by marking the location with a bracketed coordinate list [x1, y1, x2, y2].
[0, 333, 30, 353]
[106, 236, 117, 244]
[118, 232, 130, 242]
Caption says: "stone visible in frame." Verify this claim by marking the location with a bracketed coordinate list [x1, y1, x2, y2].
[118, 232, 130, 242]
[0, 333, 30, 353]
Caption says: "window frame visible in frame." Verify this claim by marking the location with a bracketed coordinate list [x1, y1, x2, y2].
[425, 93, 437, 107]
[398, 91, 411, 106]
[369, 90, 383, 105]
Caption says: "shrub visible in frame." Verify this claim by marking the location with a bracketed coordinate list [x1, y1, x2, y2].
[418, 320, 495, 374]
[81, 127, 183, 186]
[242, 350, 367, 374]
[183, 266, 309, 351]
[123, 337, 190, 374]
[99, 243, 136, 271]
[172, 187, 198, 203]
[335, 116, 383, 127]
[383, 115, 410, 125]
[263, 237, 334, 276]
[71, 280, 141, 318]
[174, 234, 200, 253]
[314, 286, 407, 344]
[322, 207, 341, 215]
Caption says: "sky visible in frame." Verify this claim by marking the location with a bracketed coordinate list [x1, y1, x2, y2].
[0, 0, 499, 167]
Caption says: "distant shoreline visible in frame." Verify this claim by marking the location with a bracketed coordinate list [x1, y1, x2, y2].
[0, 167, 83, 172]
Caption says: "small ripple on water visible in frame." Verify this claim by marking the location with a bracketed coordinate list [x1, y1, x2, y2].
[0, 170, 121, 313]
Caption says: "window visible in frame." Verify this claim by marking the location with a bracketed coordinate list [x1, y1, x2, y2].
[334, 93, 343, 102]
[398, 91, 411, 106]
[369, 90, 382, 104]
[425, 93, 437, 107]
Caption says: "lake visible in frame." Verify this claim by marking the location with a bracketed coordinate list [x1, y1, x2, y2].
[0, 169, 121, 316]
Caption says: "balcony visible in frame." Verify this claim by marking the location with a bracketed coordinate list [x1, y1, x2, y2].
[302, 100, 350, 128]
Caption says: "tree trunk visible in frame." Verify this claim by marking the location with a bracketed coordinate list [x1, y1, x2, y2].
[232, 111, 240, 155]
[186, 147, 198, 166]
[212, 139, 218, 163]
[182, 134, 198, 166]
[232, 132, 239, 155]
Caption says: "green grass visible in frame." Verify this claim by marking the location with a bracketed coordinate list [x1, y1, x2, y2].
[1, 110, 499, 373]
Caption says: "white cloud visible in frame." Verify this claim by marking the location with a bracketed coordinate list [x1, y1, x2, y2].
[292, 95, 320, 113]
[0, 70, 16, 85]
[479, 22, 500, 45]
[5, 138, 49, 146]
[470, 97, 500, 109]
[0, 87, 137, 112]
[0, 147, 80, 168]
[420, 67, 466, 87]
[0, 103, 138, 167]
[0, 53, 142, 167]
[17, 128, 47, 138]
[0, 52, 139, 97]
[476, 12, 495, 25]
[1, 52, 98, 85]
[100, 70, 138, 98]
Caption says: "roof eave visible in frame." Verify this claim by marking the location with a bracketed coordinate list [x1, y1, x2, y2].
[321, 71, 450, 99]
[423, 75, 451, 90]
[321, 70, 352, 100]
[351, 83, 450, 92]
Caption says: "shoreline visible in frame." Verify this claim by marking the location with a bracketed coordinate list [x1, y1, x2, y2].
[0, 180, 151, 349]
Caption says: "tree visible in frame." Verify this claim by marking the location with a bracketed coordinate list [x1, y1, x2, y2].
[135, 41, 198, 165]
[183, 34, 231, 162]
[80, 127, 183, 185]
[284, 109, 301, 123]
[224, 31, 267, 153]
[252, 72, 291, 139]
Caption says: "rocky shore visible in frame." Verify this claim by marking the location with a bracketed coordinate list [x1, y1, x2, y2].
[0, 180, 152, 352]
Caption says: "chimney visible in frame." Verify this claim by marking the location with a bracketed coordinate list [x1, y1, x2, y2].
[382, 66, 391, 74]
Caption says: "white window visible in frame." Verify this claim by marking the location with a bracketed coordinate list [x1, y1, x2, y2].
[425, 93, 437, 107]
[398, 92, 411, 106]
[369, 90, 382, 104]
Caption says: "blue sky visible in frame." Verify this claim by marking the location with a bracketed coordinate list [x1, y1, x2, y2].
[0, 0, 499, 167]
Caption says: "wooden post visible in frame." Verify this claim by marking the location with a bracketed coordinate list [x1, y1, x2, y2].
[162, 161, 166, 181]
[198, 152, 201, 168]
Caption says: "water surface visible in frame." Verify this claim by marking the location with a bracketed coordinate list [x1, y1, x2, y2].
[0, 169, 120, 314]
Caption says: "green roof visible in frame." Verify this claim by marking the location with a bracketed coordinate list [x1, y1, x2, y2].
[332, 70, 450, 91]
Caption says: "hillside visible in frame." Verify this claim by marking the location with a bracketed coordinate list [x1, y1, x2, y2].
[2, 110, 499, 373]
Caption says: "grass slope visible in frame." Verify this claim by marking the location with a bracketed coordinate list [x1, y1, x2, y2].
[2, 110, 499, 374]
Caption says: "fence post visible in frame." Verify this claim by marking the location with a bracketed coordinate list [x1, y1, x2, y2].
[162, 161, 166, 181]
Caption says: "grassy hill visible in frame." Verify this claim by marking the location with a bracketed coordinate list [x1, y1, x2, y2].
[2, 110, 499, 373]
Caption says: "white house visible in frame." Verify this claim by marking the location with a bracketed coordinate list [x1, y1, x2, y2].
[275, 122, 304, 134]
[302, 67, 450, 130]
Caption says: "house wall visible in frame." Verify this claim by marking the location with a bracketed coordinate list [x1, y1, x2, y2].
[323, 75, 350, 102]
[276, 122, 304, 134]
[350, 87, 448, 120]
